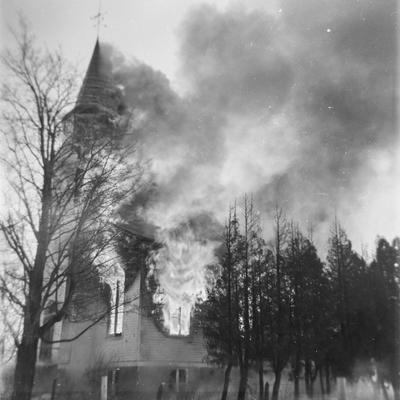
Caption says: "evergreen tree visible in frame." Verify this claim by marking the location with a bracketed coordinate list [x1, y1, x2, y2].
[369, 238, 400, 400]
[285, 225, 327, 399]
[326, 222, 370, 383]
[268, 209, 291, 400]
[199, 199, 270, 400]
[198, 207, 240, 400]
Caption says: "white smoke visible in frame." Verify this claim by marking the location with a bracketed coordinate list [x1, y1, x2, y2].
[106, 0, 397, 332]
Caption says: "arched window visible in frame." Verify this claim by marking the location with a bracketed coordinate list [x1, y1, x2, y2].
[107, 279, 123, 336]
[100, 257, 125, 337]
[39, 317, 54, 361]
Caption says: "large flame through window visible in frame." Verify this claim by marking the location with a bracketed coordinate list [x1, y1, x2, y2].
[148, 227, 216, 336]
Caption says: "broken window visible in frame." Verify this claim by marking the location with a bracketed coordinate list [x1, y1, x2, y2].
[108, 279, 123, 336]
[168, 305, 191, 336]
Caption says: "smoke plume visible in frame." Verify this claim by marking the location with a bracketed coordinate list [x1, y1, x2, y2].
[106, 0, 397, 331]
[111, 0, 397, 249]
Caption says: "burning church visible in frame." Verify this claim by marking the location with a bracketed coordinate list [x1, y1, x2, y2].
[33, 40, 227, 400]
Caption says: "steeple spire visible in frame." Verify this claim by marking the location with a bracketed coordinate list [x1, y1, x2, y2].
[75, 40, 121, 113]
[63, 38, 125, 145]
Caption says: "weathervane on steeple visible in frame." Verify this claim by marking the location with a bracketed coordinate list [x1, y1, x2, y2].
[91, 0, 107, 38]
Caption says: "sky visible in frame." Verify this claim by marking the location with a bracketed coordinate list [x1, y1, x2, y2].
[0, 0, 399, 256]
[1, 0, 241, 91]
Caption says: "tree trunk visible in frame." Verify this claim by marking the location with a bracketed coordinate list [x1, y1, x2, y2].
[271, 369, 282, 400]
[337, 377, 346, 400]
[309, 364, 318, 400]
[12, 258, 45, 400]
[380, 379, 390, 400]
[292, 354, 301, 400]
[237, 363, 249, 400]
[12, 282, 44, 400]
[391, 373, 400, 400]
[318, 368, 325, 398]
[325, 364, 331, 394]
[264, 382, 270, 400]
[305, 359, 313, 398]
[12, 333, 39, 400]
[221, 362, 233, 400]
[294, 375, 300, 399]
[12, 177, 52, 400]
[258, 359, 264, 400]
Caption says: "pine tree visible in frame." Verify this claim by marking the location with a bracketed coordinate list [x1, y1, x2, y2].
[369, 238, 400, 400]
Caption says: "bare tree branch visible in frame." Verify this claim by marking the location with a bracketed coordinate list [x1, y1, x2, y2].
[0, 22, 143, 400]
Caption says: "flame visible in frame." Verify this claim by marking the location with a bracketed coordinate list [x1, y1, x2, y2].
[148, 227, 216, 335]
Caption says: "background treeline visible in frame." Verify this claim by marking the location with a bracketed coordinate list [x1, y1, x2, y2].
[198, 198, 399, 400]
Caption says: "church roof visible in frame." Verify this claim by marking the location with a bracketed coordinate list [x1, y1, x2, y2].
[117, 220, 157, 242]
[74, 39, 122, 114]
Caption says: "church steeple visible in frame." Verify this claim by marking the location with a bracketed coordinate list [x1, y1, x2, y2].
[74, 39, 121, 114]
[63, 39, 125, 145]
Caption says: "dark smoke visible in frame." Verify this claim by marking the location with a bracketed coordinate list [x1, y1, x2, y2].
[110, 0, 398, 250]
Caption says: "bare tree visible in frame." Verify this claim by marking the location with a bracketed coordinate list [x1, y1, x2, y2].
[0, 26, 141, 400]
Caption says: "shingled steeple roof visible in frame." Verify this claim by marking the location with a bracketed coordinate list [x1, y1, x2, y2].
[74, 39, 122, 114]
